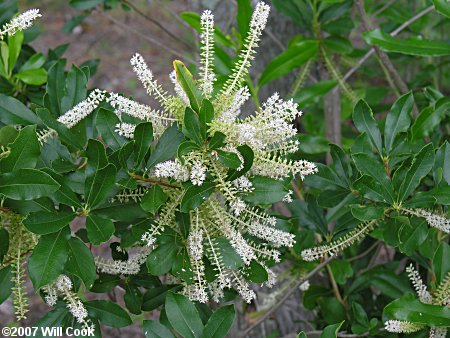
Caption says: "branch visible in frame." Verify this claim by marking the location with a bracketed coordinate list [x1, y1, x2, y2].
[130, 174, 179, 188]
[240, 256, 335, 337]
[337, 5, 434, 86]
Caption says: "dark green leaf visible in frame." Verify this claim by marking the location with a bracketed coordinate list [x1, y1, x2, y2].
[293, 80, 337, 105]
[237, 0, 252, 38]
[46, 59, 66, 116]
[364, 29, 450, 56]
[199, 99, 214, 140]
[23, 210, 75, 235]
[226, 145, 253, 180]
[85, 163, 116, 210]
[0, 93, 42, 125]
[0, 125, 40, 172]
[384, 92, 413, 155]
[0, 265, 12, 304]
[353, 100, 382, 155]
[134, 122, 154, 168]
[61, 65, 88, 113]
[95, 109, 127, 150]
[172, 248, 193, 283]
[0, 169, 60, 200]
[165, 292, 204, 338]
[148, 124, 184, 168]
[180, 182, 215, 212]
[28, 228, 70, 289]
[208, 132, 226, 150]
[178, 141, 199, 163]
[141, 185, 168, 214]
[0, 228, 8, 263]
[124, 284, 143, 315]
[174, 60, 202, 112]
[86, 300, 132, 327]
[244, 176, 287, 204]
[183, 107, 203, 145]
[433, 0, 450, 18]
[143, 320, 175, 338]
[202, 305, 235, 338]
[15, 68, 47, 85]
[86, 214, 115, 245]
[350, 205, 384, 221]
[147, 243, 177, 275]
[217, 150, 242, 169]
[66, 237, 96, 289]
[320, 321, 345, 338]
[434, 242, 450, 284]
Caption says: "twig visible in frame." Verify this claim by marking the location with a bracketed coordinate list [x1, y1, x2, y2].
[355, 0, 409, 95]
[373, 0, 396, 17]
[240, 256, 335, 337]
[120, 0, 194, 51]
[348, 241, 380, 262]
[326, 263, 346, 307]
[336, 5, 434, 86]
[100, 11, 196, 64]
[130, 174, 179, 188]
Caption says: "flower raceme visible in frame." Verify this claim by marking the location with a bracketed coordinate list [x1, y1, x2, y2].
[0, 9, 41, 39]
[42, 2, 317, 304]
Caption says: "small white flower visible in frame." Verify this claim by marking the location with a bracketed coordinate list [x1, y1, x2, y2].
[384, 320, 422, 333]
[406, 264, 432, 304]
[299, 280, 310, 291]
[155, 160, 189, 181]
[190, 161, 207, 186]
[115, 122, 136, 139]
[282, 190, 293, 203]
[1, 9, 41, 38]
[229, 198, 246, 216]
[232, 176, 254, 192]
[55, 275, 72, 292]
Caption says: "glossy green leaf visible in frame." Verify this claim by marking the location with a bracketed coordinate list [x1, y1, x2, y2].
[350, 205, 384, 221]
[134, 122, 154, 168]
[174, 60, 202, 112]
[180, 182, 215, 212]
[8, 30, 23, 73]
[148, 124, 184, 168]
[140, 185, 168, 214]
[383, 293, 450, 326]
[320, 321, 345, 338]
[172, 248, 193, 283]
[0, 265, 12, 304]
[46, 59, 66, 116]
[0, 228, 9, 263]
[202, 304, 235, 338]
[397, 144, 434, 202]
[124, 284, 143, 315]
[28, 228, 70, 289]
[237, 0, 252, 38]
[384, 92, 413, 155]
[147, 242, 177, 275]
[208, 132, 226, 150]
[66, 237, 96, 289]
[86, 214, 115, 245]
[199, 99, 214, 140]
[226, 145, 253, 180]
[364, 29, 450, 56]
[216, 150, 242, 169]
[95, 109, 127, 150]
[85, 163, 116, 209]
[433, 0, 450, 18]
[143, 320, 175, 338]
[259, 40, 318, 87]
[183, 107, 203, 145]
[434, 242, 450, 284]
[165, 292, 204, 338]
[23, 210, 75, 235]
[85, 300, 132, 327]
[15, 68, 47, 85]
[0, 93, 42, 125]
[293, 80, 337, 105]
[61, 65, 88, 113]
[178, 141, 199, 163]
[0, 169, 60, 200]
[0, 125, 40, 172]
[244, 176, 288, 204]
[353, 100, 382, 155]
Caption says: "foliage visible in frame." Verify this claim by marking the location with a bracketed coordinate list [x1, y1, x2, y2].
[0, 0, 449, 337]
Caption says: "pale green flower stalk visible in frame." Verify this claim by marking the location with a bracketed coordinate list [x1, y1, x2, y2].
[52, 2, 318, 303]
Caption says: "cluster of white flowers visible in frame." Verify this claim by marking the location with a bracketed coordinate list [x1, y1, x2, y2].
[384, 320, 423, 334]
[95, 247, 151, 275]
[53, 2, 317, 303]
[0, 9, 41, 39]
[299, 280, 310, 291]
[402, 208, 450, 233]
[44, 275, 92, 328]
[406, 264, 432, 304]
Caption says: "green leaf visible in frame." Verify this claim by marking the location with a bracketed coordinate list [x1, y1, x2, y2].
[147, 242, 177, 275]
[180, 182, 215, 212]
[0, 125, 40, 172]
[124, 284, 143, 315]
[148, 124, 184, 168]
[412, 99, 449, 140]
[433, 0, 450, 18]
[172, 248, 193, 283]
[15, 68, 47, 85]
[8, 30, 23, 73]
[142, 285, 182, 311]
[174, 60, 202, 112]
[320, 321, 345, 338]
[293, 80, 337, 106]
[208, 132, 226, 150]
[95, 108, 127, 150]
[0, 169, 60, 200]
[165, 292, 204, 338]
[350, 205, 384, 221]
[141, 185, 168, 214]
[0, 93, 42, 125]
[86, 214, 115, 245]
[329, 260, 353, 284]
[66, 237, 96, 289]
[61, 65, 88, 113]
[0, 228, 9, 263]
[46, 59, 66, 116]
[434, 141, 450, 185]
[384, 92, 413, 155]
[353, 100, 382, 155]
[202, 305, 235, 338]
[134, 122, 154, 168]
[143, 320, 175, 338]
[209, 238, 243, 269]
[85, 138, 108, 177]
[183, 107, 203, 145]
[28, 228, 70, 289]
[259, 40, 318, 87]
[364, 29, 450, 56]
[0, 265, 12, 304]
[383, 293, 450, 326]
[226, 145, 254, 180]
[297, 332, 307, 338]
[178, 141, 199, 163]
[244, 176, 288, 204]
[353, 175, 387, 203]
[216, 150, 242, 169]
[352, 153, 395, 204]
[85, 163, 116, 209]
[86, 300, 132, 327]
[397, 144, 434, 202]
[23, 210, 75, 235]
[199, 99, 214, 140]
[433, 242, 450, 284]
[237, 0, 252, 38]
[244, 260, 269, 283]
[19, 52, 46, 72]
